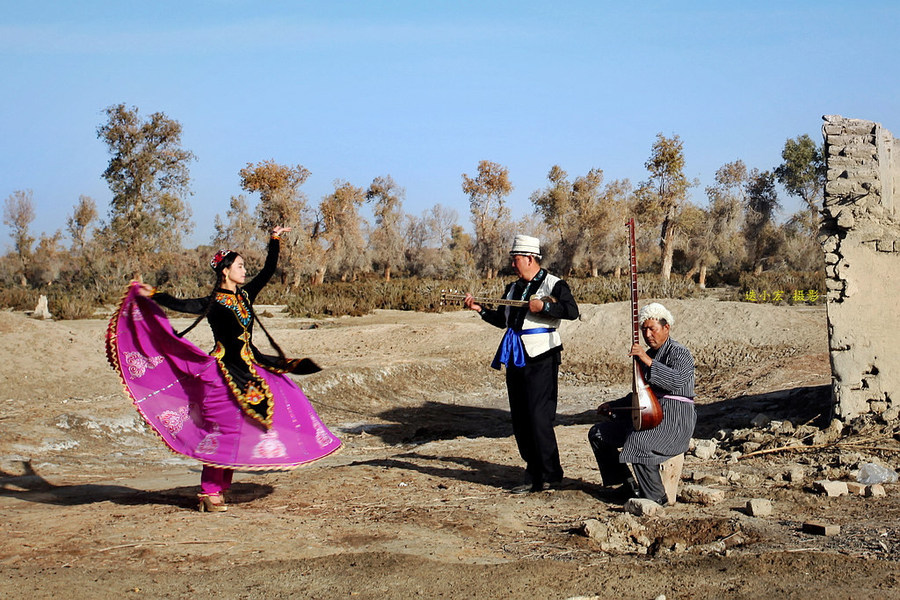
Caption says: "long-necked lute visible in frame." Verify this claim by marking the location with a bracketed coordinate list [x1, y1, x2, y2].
[627, 218, 663, 431]
[440, 290, 555, 308]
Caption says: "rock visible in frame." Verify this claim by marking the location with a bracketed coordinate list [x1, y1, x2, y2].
[693, 439, 718, 460]
[846, 482, 866, 495]
[678, 485, 726, 505]
[802, 521, 840, 536]
[624, 498, 665, 516]
[865, 484, 886, 497]
[32, 295, 52, 320]
[746, 498, 773, 517]
[581, 519, 608, 541]
[713, 428, 733, 441]
[741, 441, 762, 454]
[813, 480, 849, 497]
[784, 466, 806, 482]
[750, 413, 771, 427]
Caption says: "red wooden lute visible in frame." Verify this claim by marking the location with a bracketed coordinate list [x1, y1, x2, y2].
[628, 218, 663, 431]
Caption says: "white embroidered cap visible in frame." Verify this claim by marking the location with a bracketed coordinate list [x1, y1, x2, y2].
[638, 302, 674, 327]
[509, 234, 542, 258]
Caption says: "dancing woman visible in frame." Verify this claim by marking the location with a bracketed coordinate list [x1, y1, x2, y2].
[106, 226, 341, 512]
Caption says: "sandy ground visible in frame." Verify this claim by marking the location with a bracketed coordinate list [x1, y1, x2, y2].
[1, 297, 899, 599]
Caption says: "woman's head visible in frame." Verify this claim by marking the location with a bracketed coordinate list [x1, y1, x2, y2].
[210, 249, 245, 287]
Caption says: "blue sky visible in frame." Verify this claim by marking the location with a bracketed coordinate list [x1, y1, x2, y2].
[2, 1, 898, 249]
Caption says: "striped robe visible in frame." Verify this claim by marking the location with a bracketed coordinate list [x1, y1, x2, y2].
[620, 337, 697, 465]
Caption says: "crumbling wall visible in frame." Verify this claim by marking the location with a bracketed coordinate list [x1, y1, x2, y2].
[821, 115, 900, 420]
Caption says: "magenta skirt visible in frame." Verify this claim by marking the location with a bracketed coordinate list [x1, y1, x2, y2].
[106, 282, 341, 470]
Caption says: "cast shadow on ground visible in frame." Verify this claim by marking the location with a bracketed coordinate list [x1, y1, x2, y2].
[694, 384, 832, 438]
[351, 452, 600, 497]
[0, 461, 274, 508]
[359, 401, 602, 446]
[351, 385, 832, 445]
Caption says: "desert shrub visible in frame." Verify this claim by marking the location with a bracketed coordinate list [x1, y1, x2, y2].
[48, 291, 97, 320]
[282, 274, 707, 318]
[0, 287, 40, 311]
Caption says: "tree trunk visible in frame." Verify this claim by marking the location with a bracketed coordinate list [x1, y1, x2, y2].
[684, 263, 698, 282]
[313, 267, 326, 285]
[384, 265, 391, 281]
[659, 208, 676, 281]
[698, 264, 707, 288]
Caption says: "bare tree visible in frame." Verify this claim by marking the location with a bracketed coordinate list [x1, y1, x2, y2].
[319, 180, 368, 281]
[638, 133, 694, 281]
[66, 195, 98, 256]
[685, 160, 749, 286]
[239, 160, 314, 286]
[366, 175, 406, 281]
[97, 104, 195, 275]
[531, 167, 630, 276]
[462, 160, 513, 278]
[744, 168, 781, 274]
[212, 194, 264, 265]
[3, 189, 36, 285]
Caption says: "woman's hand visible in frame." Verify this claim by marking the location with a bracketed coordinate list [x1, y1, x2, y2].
[135, 283, 156, 298]
[272, 226, 292, 237]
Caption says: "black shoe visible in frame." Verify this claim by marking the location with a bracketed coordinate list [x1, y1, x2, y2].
[509, 482, 538, 494]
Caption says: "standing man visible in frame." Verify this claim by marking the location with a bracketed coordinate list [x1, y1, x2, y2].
[587, 302, 696, 505]
[464, 235, 579, 493]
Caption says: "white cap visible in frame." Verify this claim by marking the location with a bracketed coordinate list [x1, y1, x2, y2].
[509, 234, 542, 258]
[638, 302, 674, 327]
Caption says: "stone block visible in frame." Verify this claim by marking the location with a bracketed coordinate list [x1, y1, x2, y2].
[581, 519, 608, 541]
[678, 485, 725, 505]
[624, 498, 665, 516]
[784, 466, 806, 482]
[846, 482, 866, 495]
[865, 484, 886, 497]
[746, 498, 773, 517]
[876, 239, 895, 252]
[692, 439, 717, 460]
[826, 179, 860, 195]
[750, 413, 771, 427]
[660, 453, 685, 505]
[836, 210, 857, 229]
[803, 521, 840, 536]
[813, 480, 849, 497]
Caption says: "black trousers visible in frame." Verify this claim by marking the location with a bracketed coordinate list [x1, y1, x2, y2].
[587, 420, 667, 505]
[505, 352, 563, 485]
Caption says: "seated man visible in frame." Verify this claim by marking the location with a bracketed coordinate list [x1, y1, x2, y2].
[588, 302, 697, 505]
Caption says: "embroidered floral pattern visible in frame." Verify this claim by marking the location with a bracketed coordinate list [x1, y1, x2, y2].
[124, 351, 164, 378]
[312, 415, 333, 448]
[196, 430, 221, 455]
[252, 430, 288, 458]
[127, 300, 144, 322]
[157, 405, 190, 436]
[216, 290, 252, 327]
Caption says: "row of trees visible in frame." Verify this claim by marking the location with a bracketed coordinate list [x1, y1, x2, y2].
[2, 103, 825, 297]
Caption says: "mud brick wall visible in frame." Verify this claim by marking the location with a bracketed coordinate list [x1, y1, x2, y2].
[821, 115, 900, 420]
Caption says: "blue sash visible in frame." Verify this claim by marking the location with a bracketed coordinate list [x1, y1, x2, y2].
[491, 327, 556, 370]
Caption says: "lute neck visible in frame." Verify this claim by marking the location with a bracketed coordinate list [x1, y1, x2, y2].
[628, 218, 640, 346]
